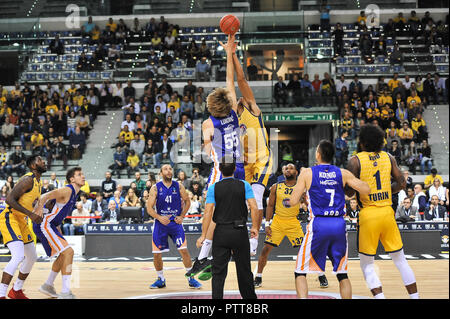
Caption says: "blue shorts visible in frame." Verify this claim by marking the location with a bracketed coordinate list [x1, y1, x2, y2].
[152, 220, 187, 253]
[295, 216, 348, 274]
[33, 222, 70, 257]
[205, 163, 245, 191]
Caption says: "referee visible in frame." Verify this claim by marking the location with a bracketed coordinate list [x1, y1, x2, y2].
[203, 160, 259, 299]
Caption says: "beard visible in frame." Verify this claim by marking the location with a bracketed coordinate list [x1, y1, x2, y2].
[36, 166, 47, 174]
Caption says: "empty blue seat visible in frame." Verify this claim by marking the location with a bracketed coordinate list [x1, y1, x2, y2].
[392, 65, 402, 73]
[25, 73, 36, 81]
[386, 39, 395, 46]
[55, 63, 65, 71]
[35, 55, 46, 63]
[377, 56, 386, 63]
[352, 66, 362, 73]
[349, 57, 361, 64]
[337, 57, 347, 64]
[101, 72, 112, 80]
[183, 68, 195, 77]
[48, 55, 58, 62]
[377, 65, 389, 73]
[63, 72, 74, 80]
[37, 73, 48, 81]
[30, 64, 40, 71]
[336, 66, 349, 74]
[171, 69, 182, 78]
[50, 73, 61, 81]
[88, 72, 99, 80]
[43, 64, 54, 71]
[75, 72, 87, 80]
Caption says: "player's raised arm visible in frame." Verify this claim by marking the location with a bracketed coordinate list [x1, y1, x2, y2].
[345, 156, 361, 197]
[231, 44, 258, 108]
[290, 168, 310, 207]
[202, 119, 213, 157]
[219, 34, 238, 112]
[341, 169, 370, 196]
[388, 153, 407, 194]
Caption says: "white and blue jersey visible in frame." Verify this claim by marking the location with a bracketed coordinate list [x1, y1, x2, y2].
[295, 165, 349, 274]
[33, 184, 78, 257]
[152, 180, 187, 253]
[206, 110, 245, 190]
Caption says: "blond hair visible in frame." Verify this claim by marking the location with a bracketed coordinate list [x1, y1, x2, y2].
[206, 87, 232, 118]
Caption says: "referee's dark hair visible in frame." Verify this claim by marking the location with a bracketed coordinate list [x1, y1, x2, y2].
[26, 154, 40, 169]
[219, 156, 236, 177]
[317, 140, 335, 164]
[358, 123, 385, 152]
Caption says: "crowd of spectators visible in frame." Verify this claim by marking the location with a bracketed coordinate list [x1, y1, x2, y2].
[75, 16, 212, 81]
[335, 71, 448, 174]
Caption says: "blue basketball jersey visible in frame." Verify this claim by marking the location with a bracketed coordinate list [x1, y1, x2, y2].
[155, 181, 182, 221]
[307, 165, 346, 217]
[209, 110, 244, 168]
[45, 184, 78, 226]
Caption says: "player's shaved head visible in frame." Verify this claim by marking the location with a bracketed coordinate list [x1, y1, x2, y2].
[207, 87, 232, 118]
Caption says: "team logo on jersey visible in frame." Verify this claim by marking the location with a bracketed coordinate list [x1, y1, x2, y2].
[282, 198, 291, 208]
[240, 124, 247, 135]
[373, 161, 378, 167]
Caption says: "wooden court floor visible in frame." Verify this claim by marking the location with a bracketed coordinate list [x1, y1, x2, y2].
[0, 260, 448, 299]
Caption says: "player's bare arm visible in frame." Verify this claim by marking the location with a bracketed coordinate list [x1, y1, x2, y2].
[5, 176, 42, 224]
[202, 119, 213, 157]
[218, 34, 238, 113]
[341, 169, 370, 196]
[264, 185, 277, 237]
[389, 153, 407, 194]
[290, 168, 311, 207]
[231, 46, 260, 116]
[35, 187, 72, 217]
[176, 183, 191, 224]
[345, 156, 361, 197]
[146, 185, 170, 225]
[247, 197, 259, 238]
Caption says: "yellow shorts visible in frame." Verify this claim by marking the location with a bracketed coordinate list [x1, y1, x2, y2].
[0, 209, 34, 245]
[245, 153, 273, 187]
[265, 216, 304, 248]
[358, 206, 403, 256]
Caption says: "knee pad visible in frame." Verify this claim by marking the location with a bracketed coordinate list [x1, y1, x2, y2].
[19, 243, 38, 274]
[251, 183, 265, 210]
[389, 250, 416, 286]
[4, 241, 25, 276]
[336, 273, 348, 282]
[359, 254, 382, 290]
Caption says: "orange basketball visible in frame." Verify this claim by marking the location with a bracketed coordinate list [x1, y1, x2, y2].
[220, 14, 240, 35]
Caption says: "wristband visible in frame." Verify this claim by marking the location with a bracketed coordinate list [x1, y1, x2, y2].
[265, 220, 271, 228]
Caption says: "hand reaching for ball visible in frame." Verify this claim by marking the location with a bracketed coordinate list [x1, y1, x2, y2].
[219, 34, 237, 54]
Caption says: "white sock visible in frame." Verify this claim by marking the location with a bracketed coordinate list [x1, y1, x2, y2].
[156, 270, 165, 281]
[409, 292, 419, 299]
[13, 279, 24, 291]
[185, 267, 192, 273]
[0, 283, 9, 297]
[46, 271, 58, 286]
[61, 275, 71, 294]
[256, 273, 262, 278]
[198, 239, 212, 260]
[374, 292, 385, 299]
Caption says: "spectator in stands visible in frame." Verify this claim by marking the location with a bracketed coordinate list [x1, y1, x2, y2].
[374, 35, 387, 57]
[398, 121, 414, 149]
[423, 73, 436, 105]
[247, 60, 259, 81]
[130, 134, 145, 164]
[356, 11, 367, 28]
[160, 133, 173, 166]
[182, 80, 196, 101]
[335, 130, 348, 167]
[332, 22, 344, 56]
[194, 95, 207, 120]
[82, 16, 96, 37]
[419, 139, 433, 175]
[110, 146, 127, 179]
[411, 183, 427, 217]
[106, 17, 118, 33]
[176, 170, 189, 189]
[321, 72, 335, 106]
[434, 73, 447, 104]
[411, 113, 427, 143]
[68, 126, 86, 159]
[145, 17, 158, 36]
[69, 202, 90, 235]
[389, 44, 403, 65]
[196, 57, 210, 81]
[388, 140, 402, 166]
[403, 141, 420, 175]
[1, 117, 15, 149]
[311, 74, 322, 106]
[154, 96, 167, 116]
[428, 178, 447, 205]
[273, 76, 287, 108]
[126, 149, 140, 178]
[180, 95, 193, 118]
[124, 81, 136, 102]
[366, 102, 380, 123]
[408, 11, 421, 39]
[122, 188, 141, 208]
[77, 52, 89, 72]
[134, 172, 146, 197]
[142, 139, 158, 169]
[46, 135, 68, 171]
[5, 146, 25, 177]
[121, 113, 136, 132]
[393, 12, 407, 30]
[336, 74, 349, 95]
[188, 167, 205, 190]
[359, 33, 372, 57]
[345, 199, 360, 223]
[91, 193, 107, 224]
[111, 190, 125, 209]
[349, 74, 363, 95]
[101, 171, 117, 200]
[102, 200, 121, 223]
[286, 74, 302, 107]
[424, 168, 444, 190]
[395, 198, 417, 222]
[425, 195, 447, 221]
[49, 34, 64, 55]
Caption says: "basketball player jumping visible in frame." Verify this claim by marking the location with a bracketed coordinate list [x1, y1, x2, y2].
[254, 163, 329, 288]
[346, 124, 419, 299]
[291, 140, 370, 299]
[0, 155, 46, 299]
[146, 164, 202, 289]
[32, 167, 85, 299]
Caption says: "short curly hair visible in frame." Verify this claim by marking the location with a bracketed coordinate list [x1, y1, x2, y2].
[358, 124, 385, 152]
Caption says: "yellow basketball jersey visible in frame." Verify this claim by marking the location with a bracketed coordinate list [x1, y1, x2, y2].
[274, 182, 300, 219]
[356, 151, 392, 208]
[5, 172, 42, 217]
[238, 105, 270, 164]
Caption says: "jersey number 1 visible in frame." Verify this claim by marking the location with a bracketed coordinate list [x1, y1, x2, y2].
[373, 170, 382, 190]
